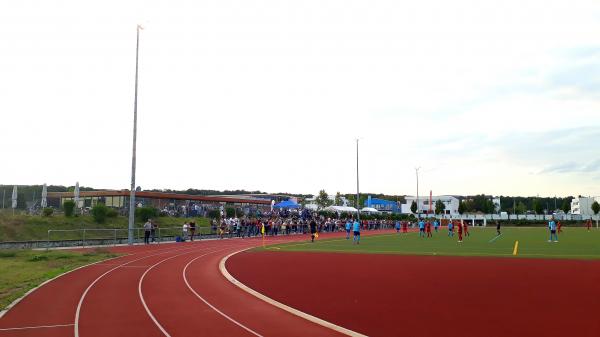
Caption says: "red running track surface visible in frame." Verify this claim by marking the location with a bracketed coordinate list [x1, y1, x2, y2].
[0, 231, 390, 337]
[227, 251, 600, 337]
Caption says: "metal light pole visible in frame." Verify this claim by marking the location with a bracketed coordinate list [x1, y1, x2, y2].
[415, 167, 421, 218]
[128, 24, 143, 245]
[356, 139, 360, 222]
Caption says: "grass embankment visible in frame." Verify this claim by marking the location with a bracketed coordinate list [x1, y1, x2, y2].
[0, 248, 118, 310]
[259, 227, 600, 259]
[0, 211, 212, 242]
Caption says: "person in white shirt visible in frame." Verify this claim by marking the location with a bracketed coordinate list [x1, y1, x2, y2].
[182, 222, 189, 241]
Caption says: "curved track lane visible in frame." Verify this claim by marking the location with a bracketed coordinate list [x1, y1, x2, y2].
[0, 232, 376, 337]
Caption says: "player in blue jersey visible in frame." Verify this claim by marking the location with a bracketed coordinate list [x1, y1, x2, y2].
[353, 219, 361, 244]
[395, 221, 401, 233]
[548, 218, 558, 242]
[448, 219, 454, 237]
[433, 220, 439, 232]
[345, 219, 352, 239]
[418, 219, 425, 238]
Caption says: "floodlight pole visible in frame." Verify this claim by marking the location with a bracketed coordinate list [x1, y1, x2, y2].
[356, 139, 360, 222]
[415, 167, 421, 218]
[128, 25, 142, 245]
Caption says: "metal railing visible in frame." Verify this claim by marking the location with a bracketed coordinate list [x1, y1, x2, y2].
[46, 226, 215, 249]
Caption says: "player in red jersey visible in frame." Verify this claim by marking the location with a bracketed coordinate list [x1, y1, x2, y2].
[457, 221, 463, 243]
[426, 220, 432, 238]
[402, 221, 408, 233]
[586, 219, 592, 231]
[463, 221, 470, 237]
[557, 221, 562, 233]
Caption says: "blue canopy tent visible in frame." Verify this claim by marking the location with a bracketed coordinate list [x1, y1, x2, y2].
[273, 200, 300, 209]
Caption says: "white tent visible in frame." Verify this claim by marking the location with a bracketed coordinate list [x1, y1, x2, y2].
[41, 184, 48, 208]
[360, 207, 380, 213]
[324, 206, 358, 213]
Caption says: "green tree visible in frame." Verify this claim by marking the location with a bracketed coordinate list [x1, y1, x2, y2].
[316, 190, 332, 210]
[410, 200, 418, 214]
[135, 207, 158, 222]
[532, 199, 543, 214]
[561, 199, 571, 214]
[91, 203, 109, 223]
[225, 207, 235, 218]
[515, 201, 527, 214]
[435, 200, 445, 215]
[592, 201, 600, 217]
[458, 201, 466, 215]
[334, 192, 342, 206]
[63, 200, 75, 217]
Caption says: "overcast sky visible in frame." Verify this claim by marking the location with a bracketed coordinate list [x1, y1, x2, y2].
[1, 0, 599, 197]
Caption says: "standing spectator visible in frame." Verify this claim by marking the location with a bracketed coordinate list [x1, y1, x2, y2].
[143, 219, 152, 244]
[150, 220, 158, 243]
[182, 222, 189, 241]
[309, 219, 317, 243]
[189, 221, 196, 241]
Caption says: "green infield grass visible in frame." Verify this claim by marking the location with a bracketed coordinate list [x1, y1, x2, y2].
[258, 227, 600, 259]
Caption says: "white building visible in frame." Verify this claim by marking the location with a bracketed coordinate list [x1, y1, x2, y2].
[401, 195, 460, 216]
[571, 196, 600, 215]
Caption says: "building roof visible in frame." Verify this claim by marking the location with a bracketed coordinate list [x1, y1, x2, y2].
[47, 190, 272, 205]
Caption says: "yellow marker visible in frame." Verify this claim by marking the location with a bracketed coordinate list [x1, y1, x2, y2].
[512, 240, 519, 256]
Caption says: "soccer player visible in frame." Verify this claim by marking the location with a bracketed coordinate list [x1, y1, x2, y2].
[426, 220, 432, 238]
[345, 219, 352, 239]
[463, 220, 470, 237]
[586, 219, 592, 232]
[353, 219, 361, 244]
[496, 221, 501, 235]
[433, 219, 439, 232]
[548, 218, 558, 242]
[395, 221, 401, 233]
[402, 221, 408, 233]
[457, 221, 463, 243]
[418, 219, 425, 238]
[557, 221, 562, 234]
[448, 220, 454, 237]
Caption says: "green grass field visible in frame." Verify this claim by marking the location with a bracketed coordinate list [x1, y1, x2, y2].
[0, 248, 118, 310]
[259, 227, 600, 259]
[0, 210, 212, 242]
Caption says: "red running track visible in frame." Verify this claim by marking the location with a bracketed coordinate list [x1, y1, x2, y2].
[0, 231, 389, 337]
[227, 252, 600, 337]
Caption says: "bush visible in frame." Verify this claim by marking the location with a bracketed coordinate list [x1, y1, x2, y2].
[225, 207, 236, 218]
[208, 210, 220, 219]
[42, 208, 54, 217]
[135, 207, 158, 222]
[63, 200, 75, 217]
[91, 203, 109, 223]
[106, 208, 118, 218]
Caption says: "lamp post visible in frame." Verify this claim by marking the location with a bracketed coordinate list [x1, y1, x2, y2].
[415, 167, 421, 218]
[128, 24, 143, 245]
[356, 139, 360, 222]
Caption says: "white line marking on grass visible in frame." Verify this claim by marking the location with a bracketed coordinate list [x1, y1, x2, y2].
[219, 249, 368, 337]
[0, 323, 74, 331]
[183, 251, 264, 337]
[488, 234, 503, 243]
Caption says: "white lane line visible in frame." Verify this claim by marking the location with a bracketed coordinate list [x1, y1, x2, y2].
[488, 234, 503, 243]
[220, 249, 368, 337]
[138, 245, 239, 337]
[0, 323, 74, 331]
[74, 244, 215, 337]
[183, 249, 264, 337]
